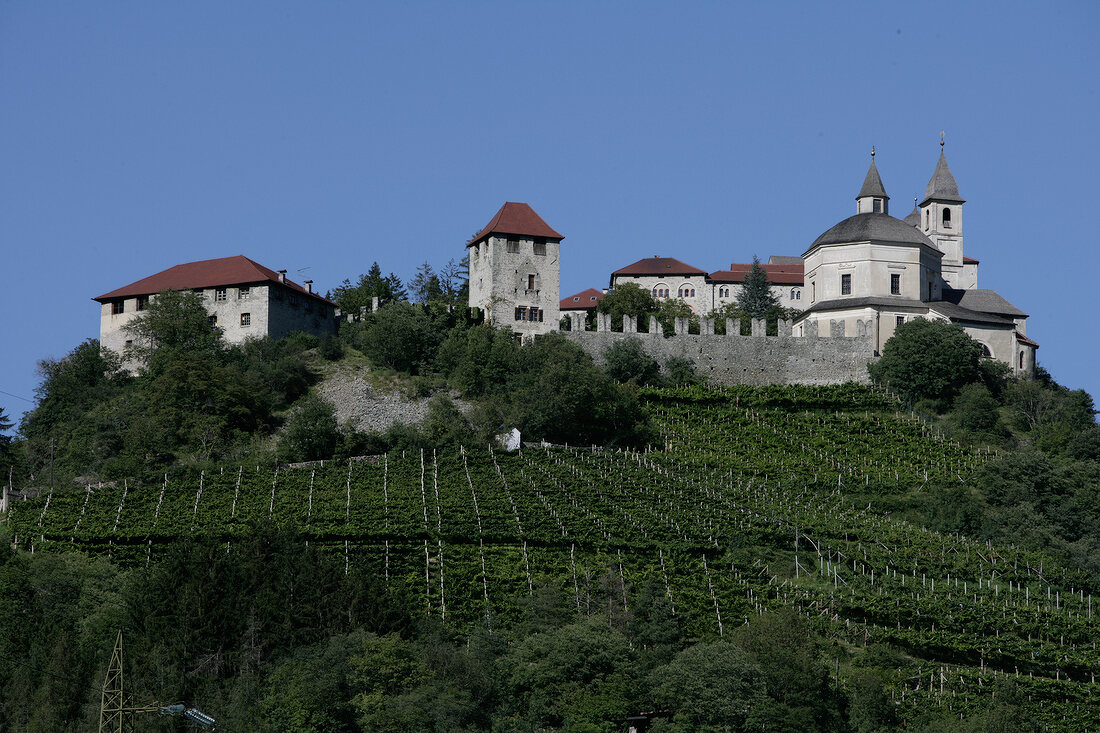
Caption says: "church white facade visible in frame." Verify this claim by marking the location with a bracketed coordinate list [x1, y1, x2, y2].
[796, 147, 1035, 375]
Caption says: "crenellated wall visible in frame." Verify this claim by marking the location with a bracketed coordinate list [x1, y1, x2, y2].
[561, 314, 876, 386]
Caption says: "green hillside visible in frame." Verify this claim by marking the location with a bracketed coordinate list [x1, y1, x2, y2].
[7, 383, 1098, 730]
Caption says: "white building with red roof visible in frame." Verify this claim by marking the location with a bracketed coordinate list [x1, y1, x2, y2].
[467, 202, 564, 338]
[609, 255, 804, 315]
[93, 255, 337, 355]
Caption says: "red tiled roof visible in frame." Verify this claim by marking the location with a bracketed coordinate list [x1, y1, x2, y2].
[93, 255, 335, 306]
[560, 288, 604, 310]
[469, 202, 563, 246]
[963, 256, 980, 264]
[611, 256, 707, 277]
[709, 263, 804, 285]
[1016, 332, 1039, 348]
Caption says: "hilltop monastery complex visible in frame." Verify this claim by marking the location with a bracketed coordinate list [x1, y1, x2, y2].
[94, 145, 1036, 378]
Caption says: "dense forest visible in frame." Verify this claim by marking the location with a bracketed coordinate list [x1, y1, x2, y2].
[1, 266, 1098, 731]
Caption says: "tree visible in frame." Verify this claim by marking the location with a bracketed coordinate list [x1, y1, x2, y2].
[647, 641, 766, 731]
[0, 407, 14, 479]
[867, 318, 984, 406]
[281, 394, 340, 462]
[357, 303, 442, 374]
[123, 289, 223, 372]
[409, 262, 444, 305]
[603, 338, 661, 386]
[597, 283, 657, 332]
[735, 255, 779, 319]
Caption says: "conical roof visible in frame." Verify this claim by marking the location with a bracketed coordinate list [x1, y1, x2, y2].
[903, 202, 921, 227]
[856, 159, 889, 201]
[922, 151, 965, 204]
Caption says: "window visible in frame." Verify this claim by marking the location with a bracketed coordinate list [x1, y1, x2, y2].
[651, 288, 658, 297]
[515, 306, 527, 321]
[1019, 352, 1024, 369]
[811, 281, 816, 301]
[896, 316, 905, 326]
[111, 300, 124, 315]
[795, 290, 801, 300]
[124, 339, 133, 347]
[925, 210, 930, 229]
[506, 238, 519, 254]
[215, 288, 227, 302]
[136, 296, 148, 311]
[790, 289, 796, 299]
[841, 274, 851, 295]
[209, 315, 218, 326]
[890, 273, 901, 295]
[239, 286, 250, 300]
[873, 199, 882, 213]
[240, 313, 251, 327]
[535, 308, 543, 322]
[720, 287, 729, 298]
[573, 296, 581, 302]
[527, 274, 536, 290]
[942, 208, 952, 229]
[533, 238, 546, 256]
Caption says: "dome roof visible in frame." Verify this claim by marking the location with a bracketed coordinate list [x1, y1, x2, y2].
[808, 212, 937, 250]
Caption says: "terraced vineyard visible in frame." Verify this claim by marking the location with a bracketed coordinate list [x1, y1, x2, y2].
[5, 384, 1099, 729]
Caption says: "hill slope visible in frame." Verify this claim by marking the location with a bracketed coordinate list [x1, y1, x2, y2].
[5, 384, 1099, 729]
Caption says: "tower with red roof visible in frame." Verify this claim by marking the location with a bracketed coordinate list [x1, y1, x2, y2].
[467, 202, 563, 338]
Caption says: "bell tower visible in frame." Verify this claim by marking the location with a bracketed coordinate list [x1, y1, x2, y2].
[920, 135, 967, 287]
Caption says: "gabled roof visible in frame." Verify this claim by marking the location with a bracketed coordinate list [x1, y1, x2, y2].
[941, 288, 1027, 317]
[560, 288, 604, 311]
[93, 255, 335, 306]
[469, 202, 563, 246]
[922, 150, 965, 204]
[709, 262, 804, 285]
[611, 256, 707, 278]
[857, 159, 889, 201]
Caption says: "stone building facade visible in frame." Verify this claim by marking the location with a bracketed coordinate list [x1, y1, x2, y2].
[94, 255, 337, 357]
[467, 202, 563, 339]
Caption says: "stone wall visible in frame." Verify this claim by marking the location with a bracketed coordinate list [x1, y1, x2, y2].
[562, 315, 875, 386]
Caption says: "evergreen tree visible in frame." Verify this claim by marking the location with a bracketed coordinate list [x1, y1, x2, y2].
[735, 255, 779, 319]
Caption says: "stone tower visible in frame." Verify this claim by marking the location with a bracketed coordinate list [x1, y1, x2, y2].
[467, 202, 563, 338]
[919, 143, 970, 288]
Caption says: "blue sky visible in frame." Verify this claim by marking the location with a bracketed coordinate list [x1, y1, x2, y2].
[2, 2, 1098, 425]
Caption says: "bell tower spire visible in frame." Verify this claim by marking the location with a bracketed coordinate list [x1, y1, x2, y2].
[855, 146, 889, 215]
[919, 135, 969, 287]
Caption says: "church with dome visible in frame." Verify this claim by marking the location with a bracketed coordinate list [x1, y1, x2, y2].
[469, 144, 1037, 379]
[794, 145, 1036, 375]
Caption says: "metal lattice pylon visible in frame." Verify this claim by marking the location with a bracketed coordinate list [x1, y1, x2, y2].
[99, 629, 127, 733]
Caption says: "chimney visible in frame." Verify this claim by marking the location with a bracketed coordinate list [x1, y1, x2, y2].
[278, 269, 287, 284]
[304, 280, 313, 294]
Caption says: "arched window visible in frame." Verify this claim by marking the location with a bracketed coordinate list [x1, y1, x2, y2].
[942, 207, 952, 229]
[978, 343, 992, 358]
[790, 289, 795, 299]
